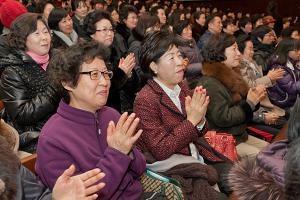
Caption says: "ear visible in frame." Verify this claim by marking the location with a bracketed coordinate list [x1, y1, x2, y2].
[257, 37, 263, 42]
[62, 81, 75, 92]
[149, 61, 158, 74]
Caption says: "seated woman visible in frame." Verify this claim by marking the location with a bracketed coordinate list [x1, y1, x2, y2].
[0, 13, 61, 152]
[84, 10, 140, 112]
[48, 8, 78, 49]
[173, 19, 203, 89]
[237, 35, 287, 135]
[0, 135, 105, 200]
[198, 33, 269, 158]
[267, 38, 300, 109]
[128, 14, 160, 87]
[134, 31, 232, 200]
[36, 41, 146, 200]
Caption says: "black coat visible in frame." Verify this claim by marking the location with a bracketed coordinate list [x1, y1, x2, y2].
[0, 50, 61, 152]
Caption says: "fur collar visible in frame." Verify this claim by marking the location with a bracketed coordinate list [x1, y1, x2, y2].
[202, 62, 249, 103]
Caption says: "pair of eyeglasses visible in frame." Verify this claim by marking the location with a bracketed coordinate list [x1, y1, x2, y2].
[95, 28, 115, 35]
[79, 70, 113, 80]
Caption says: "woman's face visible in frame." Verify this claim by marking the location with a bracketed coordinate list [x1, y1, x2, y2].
[157, 8, 166, 24]
[196, 13, 206, 26]
[26, 20, 51, 56]
[180, 13, 185, 21]
[124, 12, 138, 30]
[75, 1, 88, 18]
[67, 57, 111, 113]
[288, 49, 300, 61]
[111, 10, 120, 23]
[291, 31, 300, 40]
[262, 31, 275, 45]
[58, 15, 73, 34]
[150, 45, 185, 89]
[242, 40, 254, 60]
[43, 3, 54, 21]
[181, 25, 193, 40]
[223, 42, 241, 68]
[91, 19, 114, 47]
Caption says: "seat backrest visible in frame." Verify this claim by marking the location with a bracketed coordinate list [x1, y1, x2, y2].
[21, 153, 37, 173]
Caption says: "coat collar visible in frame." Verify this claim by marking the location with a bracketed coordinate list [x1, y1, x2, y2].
[202, 62, 249, 103]
[147, 79, 189, 117]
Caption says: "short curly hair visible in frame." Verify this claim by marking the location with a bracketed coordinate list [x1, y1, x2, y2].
[7, 13, 50, 52]
[48, 41, 110, 102]
[202, 33, 236, 63]
[83, 10, 113, 37]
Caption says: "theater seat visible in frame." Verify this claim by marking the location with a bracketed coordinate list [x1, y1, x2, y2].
[21, 153, 37, 173]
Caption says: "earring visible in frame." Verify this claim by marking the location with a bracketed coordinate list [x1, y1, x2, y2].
[154, 71, 158, 74]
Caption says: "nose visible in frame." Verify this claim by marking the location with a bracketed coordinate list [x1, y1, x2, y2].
[98, 75, 109, 87]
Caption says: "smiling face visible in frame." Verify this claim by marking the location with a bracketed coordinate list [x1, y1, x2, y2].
[91, 19, 114, 47]
[75, 1, 88, 18]
[124, 12, 138, 30]
[157, 8, 166, 24]
[26, 20, 51, 56]
[150, 45, 185, 89]
[223, 42, 241, 68]
[65, 57, 111, 113]
[58, 14, 73, 34]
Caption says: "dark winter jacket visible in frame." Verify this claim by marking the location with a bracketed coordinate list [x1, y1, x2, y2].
[72, 16, 86, 38]
[197, 30, 213, 50]
[192, 23, 205, 42]
[175, 34, 203, 89]
[0, 50, 61, 152]
[198, 62, 254, 144]
[253, 39, 275, 74]
[267, 58, 300, 108]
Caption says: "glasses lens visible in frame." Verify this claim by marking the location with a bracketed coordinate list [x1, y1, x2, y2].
[90, 71, 99, 80]
[103, 71, 113, 79]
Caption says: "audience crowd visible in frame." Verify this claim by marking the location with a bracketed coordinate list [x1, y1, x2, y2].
[0, 0, 300, 199]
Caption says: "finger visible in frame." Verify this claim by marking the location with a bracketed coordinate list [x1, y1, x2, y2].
[116, 112, 128, 130]
[78, 168, 102, 182]
[85, 194, 99, 200]
[122, 113, 136, 134]
[126, 117, 140, 137]
[85, 182, 106, 196]
[83, 172, 105, 187]
[129, 129, 143, 144]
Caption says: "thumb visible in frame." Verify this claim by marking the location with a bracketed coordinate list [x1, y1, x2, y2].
[107, 121, 115, 137]
[185, 96, 191, 109]
[61, 164, 76, 179]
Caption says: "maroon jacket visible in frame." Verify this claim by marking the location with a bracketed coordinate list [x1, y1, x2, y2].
[134, 80, 223, 163]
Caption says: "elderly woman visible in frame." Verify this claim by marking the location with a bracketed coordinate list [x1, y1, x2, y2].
[84, 10, 139, 112]
[237, 35, 287, 134]
[0, 13, 61, 152]
[134, 31, 231, 200]
[173, 20, 203, 89]
[48, 8, 78, 49]
[198, 33, 269, 158]
[35, 41, 146, 200]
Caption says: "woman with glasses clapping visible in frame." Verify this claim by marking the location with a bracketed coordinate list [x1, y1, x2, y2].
[36, 41, 146, 200]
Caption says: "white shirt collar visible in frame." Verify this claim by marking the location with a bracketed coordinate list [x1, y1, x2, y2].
[153, 78, 181, 99]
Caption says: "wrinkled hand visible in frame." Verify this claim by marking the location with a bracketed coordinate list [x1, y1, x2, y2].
[107, 112, 143, 155]
[267, 68, 285, 81]
[185, 86, 210, 126]
[52, 165, 105, 200]
[264, 112, 279, 125]
[118, 53, 136, 76]
[182, 58, 189, 69]
[247, 85, 266, 106]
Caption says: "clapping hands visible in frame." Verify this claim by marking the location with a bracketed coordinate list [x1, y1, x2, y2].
[185, 86, 210, 126]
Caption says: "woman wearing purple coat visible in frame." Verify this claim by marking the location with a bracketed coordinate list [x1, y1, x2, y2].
[267, 38, 300, 109]
[35, 41, 146, 200]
